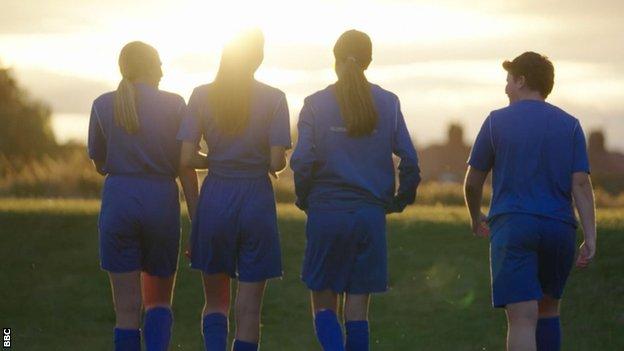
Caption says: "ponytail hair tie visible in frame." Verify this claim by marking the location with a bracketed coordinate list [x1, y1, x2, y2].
[346, 56, 357, 63]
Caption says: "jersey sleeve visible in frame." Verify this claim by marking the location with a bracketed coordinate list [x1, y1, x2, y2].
[174, 96, 188, 125]
[87, 102, 106, 161]
[177, 88, 202, 144]
[572, 120, 590, 173]
[269, 93, 292, 149]
[392, 98, 421, 211]
[290, 100, 316, 210]
[467, 114, 495, 172]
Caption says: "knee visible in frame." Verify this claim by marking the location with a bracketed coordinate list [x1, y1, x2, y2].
[312, 290, 338, 314]
[344, 294, 369, 321]
[115, 298, 142, 329]
[313, 299, 336, 313]
[236, 300, 262, 320]
[144, 300, 171, 310]
[116, 298, 142, 317]
[538, 296, 560, 318]
[345, 309, 367, 322]
[506, 301, 538, 325]
[203, 289, 230, 314]
[145, 303, 172, 312]
[508, 312, 538, 327]
[203, 301, 229, 316]
[142, 286, 173, 309]
[344, 301, 367, 321]
[203, 290, 230, 315]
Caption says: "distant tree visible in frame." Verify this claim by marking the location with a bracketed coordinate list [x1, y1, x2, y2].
[0, 67, 57, 159]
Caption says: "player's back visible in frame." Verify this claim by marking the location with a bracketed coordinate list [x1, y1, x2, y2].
[187, 80, 289, 178]
[302, 83, 406, 208]
[90, 84, 185, 177]
[487, 99, 588, 224]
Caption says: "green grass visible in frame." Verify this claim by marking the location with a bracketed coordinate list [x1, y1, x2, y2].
[0, 199, 622, 350]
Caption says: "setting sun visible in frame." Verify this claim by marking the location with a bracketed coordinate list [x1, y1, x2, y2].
[0, 0, 622, 149]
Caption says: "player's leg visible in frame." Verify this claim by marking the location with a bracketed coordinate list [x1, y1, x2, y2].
[109, 271, 142, 351]
[302, 208, 358, 351]
[506, 300, 538, 351]
[537, 295, 560, 318]
[232, 281, 267, 351]
[344, 294, 370, 351]
[201, 273, 231, 351]
[342, 206, 386, 351]
[536, 295, 561, 351]
[99, 177, 143, 351]
[190, 176, 239, 351]
[140, 179, 181, 351]
[233, 176, 283, 350]
[489, 215, 543, 351]
[535, 218, 576, 351]
[312, 290, 344, 351]
[142, 273, 176, 351]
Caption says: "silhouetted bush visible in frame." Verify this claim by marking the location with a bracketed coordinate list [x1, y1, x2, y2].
[0, 68, 57, 159]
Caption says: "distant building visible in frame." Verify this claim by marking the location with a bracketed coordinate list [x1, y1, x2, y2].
[418, 123, 471, 183]
[587, 131, 624, 193]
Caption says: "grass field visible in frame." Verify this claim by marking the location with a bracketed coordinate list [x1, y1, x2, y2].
[0, 199, 622, 350]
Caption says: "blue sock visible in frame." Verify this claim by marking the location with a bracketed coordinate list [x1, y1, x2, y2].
[345, 320, 369, 351]
[314, 309, 345, 351]
[202, 313, 228, 351]
[114, 328, 141, 351]
[143, 306, 173, 351]
[232, 339, 258, 351]
[536, 317, 561, 351]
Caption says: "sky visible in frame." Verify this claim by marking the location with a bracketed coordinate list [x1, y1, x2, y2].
[1, 0, 623, 150]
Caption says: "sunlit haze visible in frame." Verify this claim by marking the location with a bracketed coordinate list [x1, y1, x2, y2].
[1, 0, 622, 149]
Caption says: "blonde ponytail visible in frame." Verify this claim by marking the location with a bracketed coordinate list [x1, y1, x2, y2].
[114, 78, 139, 134]
[211, 29, 264, 135]
[114, 41, 161, 134]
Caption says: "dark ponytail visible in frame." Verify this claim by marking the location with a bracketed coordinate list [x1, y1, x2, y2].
[333, 30, 378, 137]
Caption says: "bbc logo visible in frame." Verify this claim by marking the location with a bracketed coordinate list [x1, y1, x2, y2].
[3, 328, 10, 349]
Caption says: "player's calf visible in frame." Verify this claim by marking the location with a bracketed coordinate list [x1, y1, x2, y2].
[536, 295, 561, 351]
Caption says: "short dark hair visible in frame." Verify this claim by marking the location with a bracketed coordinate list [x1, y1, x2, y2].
[503, 52, 554, 98]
